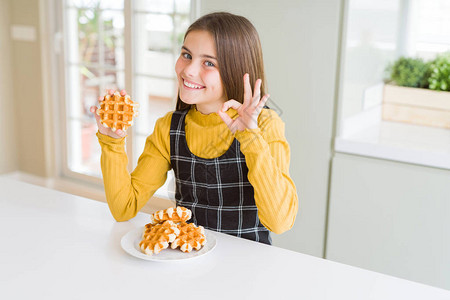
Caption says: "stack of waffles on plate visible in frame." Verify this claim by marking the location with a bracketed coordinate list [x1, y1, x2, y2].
[139, 207, 207, 256]
[96, 91, 139, 132]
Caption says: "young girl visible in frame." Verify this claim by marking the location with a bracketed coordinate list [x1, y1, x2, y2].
[90, 12, 298, 245]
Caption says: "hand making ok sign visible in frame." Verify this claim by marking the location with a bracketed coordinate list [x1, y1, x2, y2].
[218, 73, 270, 133]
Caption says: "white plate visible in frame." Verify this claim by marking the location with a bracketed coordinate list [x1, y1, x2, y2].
[120, 226, 217, 261]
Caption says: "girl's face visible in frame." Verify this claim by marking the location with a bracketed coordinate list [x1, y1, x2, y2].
[175, 30, 226, 114]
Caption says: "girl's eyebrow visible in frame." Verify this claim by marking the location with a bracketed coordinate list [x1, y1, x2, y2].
[182, 46, 217, 61]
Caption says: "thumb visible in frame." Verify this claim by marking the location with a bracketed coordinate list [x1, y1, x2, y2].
[90, 105, 106, 133]
[90, 106, 101, 122]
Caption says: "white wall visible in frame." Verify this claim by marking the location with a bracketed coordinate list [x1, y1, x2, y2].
[201, 0, 342, 256]
[11, 0, 47, 176]
[0, 0, 47, 176]
[0, 0, 18, 173]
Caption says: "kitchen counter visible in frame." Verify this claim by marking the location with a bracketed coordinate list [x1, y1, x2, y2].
[0, 177, 449, 299]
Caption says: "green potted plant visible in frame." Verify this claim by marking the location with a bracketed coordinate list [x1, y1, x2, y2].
[383, 53, 450, 129]
[429, 52, 450, 91]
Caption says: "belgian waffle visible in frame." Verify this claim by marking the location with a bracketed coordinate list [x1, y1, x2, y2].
[171, 222, 206, 253]
[139, 220, 180, 255]
[139, 207, 207, 256]
[96, 91, 138, 132]
[148, 206, 192, 225]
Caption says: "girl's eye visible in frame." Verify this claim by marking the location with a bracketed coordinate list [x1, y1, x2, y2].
[205, 61, 215, 67]
[182, 52, 192, 59]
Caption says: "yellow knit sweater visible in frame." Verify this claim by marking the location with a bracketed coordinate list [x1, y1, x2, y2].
[97, 106, 298, 234]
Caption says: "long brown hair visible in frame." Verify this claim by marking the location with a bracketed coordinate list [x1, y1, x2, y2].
[176, 12, 267, 111]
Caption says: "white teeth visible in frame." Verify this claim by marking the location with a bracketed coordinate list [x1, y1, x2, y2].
[184, 80, 203, 89]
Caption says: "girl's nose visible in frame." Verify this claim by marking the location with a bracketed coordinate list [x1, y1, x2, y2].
[184, 61, 200, 77]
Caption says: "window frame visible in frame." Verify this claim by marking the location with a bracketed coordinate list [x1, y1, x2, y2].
[49, 0, 199, 194]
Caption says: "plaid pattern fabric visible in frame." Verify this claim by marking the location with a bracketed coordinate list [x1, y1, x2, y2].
[170, 110, 271, 244]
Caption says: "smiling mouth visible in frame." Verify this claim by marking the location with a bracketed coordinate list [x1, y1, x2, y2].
[183, 79, 205, 89]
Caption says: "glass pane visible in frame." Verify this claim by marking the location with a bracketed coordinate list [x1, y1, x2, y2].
[68, 0, 123, 9]
[175, 0, 190, 14]
[100, 0, 124, 10]
[135, 13, 174, 54]
[146, 13, 174, 32]
[67, 120, 102, 177]
[110, 70, 125, 91]
[66, 8, 99, 65]
[68, 0, 99, 8]
[133, 134, 148, 167]
[174, 14, 190, 49]
[66, 8, 80, 64]
[134, 76, 176, 135]
[416, 0, 450, 42]
[66, 8, 125, 67]
[135, 0, 174, 13]
[101, 10, 125, 69]
[67, 65, 98, 119]
[67, 65, 124, 119]
[341, 0, 399, 120]
[78, 8, 101, 65]
[135, 50, 174, 77]
[414, 0, 450, 58]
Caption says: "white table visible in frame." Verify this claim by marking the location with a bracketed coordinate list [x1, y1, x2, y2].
[0, 177, 449, 300]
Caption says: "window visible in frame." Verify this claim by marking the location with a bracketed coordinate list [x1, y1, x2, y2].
[335, 0, 450, 170]
[406, 0, 450, 58]
[339, 0, 450, 124]
[58, 0, 195, 194]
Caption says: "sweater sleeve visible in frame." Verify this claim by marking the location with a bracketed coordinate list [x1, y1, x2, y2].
[234, 109, 298, 234]
[97, 112, 172, 221]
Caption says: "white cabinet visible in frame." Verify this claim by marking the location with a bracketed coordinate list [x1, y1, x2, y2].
[326, 153, 450, 290]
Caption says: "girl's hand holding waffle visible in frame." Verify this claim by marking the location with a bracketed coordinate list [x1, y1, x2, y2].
[218, 73, 270, 133]
[90, 89, 137, 139]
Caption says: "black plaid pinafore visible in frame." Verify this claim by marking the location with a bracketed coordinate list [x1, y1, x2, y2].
[170, 110, 271, 244]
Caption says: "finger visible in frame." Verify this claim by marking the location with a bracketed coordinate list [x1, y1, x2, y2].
[90, 106, 101, 122]
[107, 128, 125, 139]
[243, 73, 252, 105]
[252, 79, 262, 107]
[92, 108, 106, 132]
[221, 99, 242, 112]
[256, 94, 270, 112]
[120, 89, 126, 96]
[218, 109, 234, 129]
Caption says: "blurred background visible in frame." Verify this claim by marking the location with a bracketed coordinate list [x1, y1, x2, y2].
[1, 0, 449, 290]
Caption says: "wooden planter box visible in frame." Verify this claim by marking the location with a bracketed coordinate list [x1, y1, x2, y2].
[382, 84, 450, 129]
